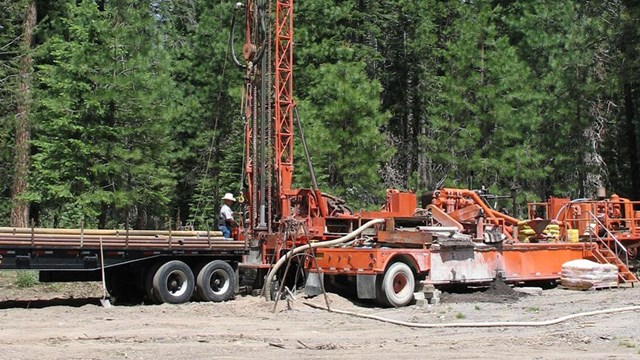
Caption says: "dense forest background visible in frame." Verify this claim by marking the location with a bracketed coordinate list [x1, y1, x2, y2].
[0, 0, 639, 229]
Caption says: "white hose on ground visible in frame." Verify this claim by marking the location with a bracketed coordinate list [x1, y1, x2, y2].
[303, 301, 640, 328]
[264, 218, 385, 300]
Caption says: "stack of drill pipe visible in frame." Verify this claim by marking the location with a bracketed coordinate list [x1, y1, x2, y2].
[0, 227, 223, 237]
[0, 227, 241, 250]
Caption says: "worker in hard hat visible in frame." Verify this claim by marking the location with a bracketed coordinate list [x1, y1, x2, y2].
[219, 193, 238, 239]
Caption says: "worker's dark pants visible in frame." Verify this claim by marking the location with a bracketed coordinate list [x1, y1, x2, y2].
[220, 225, 231, 239]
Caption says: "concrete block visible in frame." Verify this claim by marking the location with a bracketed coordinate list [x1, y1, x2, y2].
[513, 287, 543, 296]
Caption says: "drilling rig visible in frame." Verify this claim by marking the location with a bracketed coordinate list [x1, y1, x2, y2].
[229, 0, 636, 307]
[229, 0, 417, 293]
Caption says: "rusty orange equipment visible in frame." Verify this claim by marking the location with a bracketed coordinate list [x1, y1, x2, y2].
[429, 188, 519, 240]
[527, 194, 640, 279]
[230, 0, 636, 307]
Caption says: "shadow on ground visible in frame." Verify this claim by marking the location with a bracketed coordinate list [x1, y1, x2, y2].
[0, 297, 104, 309]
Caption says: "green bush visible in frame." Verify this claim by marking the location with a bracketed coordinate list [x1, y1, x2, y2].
[15, 271, 39, 288]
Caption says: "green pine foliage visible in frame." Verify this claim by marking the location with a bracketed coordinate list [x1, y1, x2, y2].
[30, 0, 177, 228]
[164, 1, 242, 229]
[433, 2, 547, 195]
[297, 61, 391, 207]
[0, 0, 29, 225]
[504, 1, 623, 199]
[294, 0, 392, 207]
[1, 0, 639, 228]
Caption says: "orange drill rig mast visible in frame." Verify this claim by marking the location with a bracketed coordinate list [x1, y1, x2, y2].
[273, 0, 295, 219]
[231, 0, 327, 254]
[232, 0, 296, 236]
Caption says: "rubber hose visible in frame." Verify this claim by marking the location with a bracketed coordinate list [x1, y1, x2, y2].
[264, 218, 385, 300]
[229, 4, 246, 69]
[303, 302, 640, 328]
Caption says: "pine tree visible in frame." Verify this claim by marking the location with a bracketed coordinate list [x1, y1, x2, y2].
[162, 0, 243, 228]
[31, 0, 178, 228]
[612, 0, 640, 198]
[294, 0, 392, 207]
[366, 0, 445, 190]
[430, 2, 547, 202]
[505, 1, 621, 198]
[9, 0, 36, 227]
[0, 0, 30, 225]
[297, 62, 391, 207]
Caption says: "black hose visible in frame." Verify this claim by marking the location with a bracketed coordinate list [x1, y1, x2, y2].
[252, 8, 267, 64]
[229, 2, 268, 69]
[229, 3, 246, 69]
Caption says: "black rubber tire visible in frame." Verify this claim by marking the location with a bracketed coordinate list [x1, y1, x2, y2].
[374, 274, 390, 307]
[190, 263, 205, 301]
[144, 262, 163, 304]
[379, 262, 415, 308]
[152, 260, 195, 304]
[196, 260, 236, 302]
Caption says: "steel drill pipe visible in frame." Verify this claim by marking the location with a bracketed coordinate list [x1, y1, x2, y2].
[0, 227, 223, 237]
[0, 233, 216, 241]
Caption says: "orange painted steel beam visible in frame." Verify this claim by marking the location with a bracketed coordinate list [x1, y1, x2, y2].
[314, 247, 431, 275]
[274, 0, 294, 218]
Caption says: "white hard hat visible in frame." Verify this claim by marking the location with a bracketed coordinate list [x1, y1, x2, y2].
[222, 193, 236, 202]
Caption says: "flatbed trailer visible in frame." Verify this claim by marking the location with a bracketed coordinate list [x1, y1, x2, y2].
[0, 227, 249, 304]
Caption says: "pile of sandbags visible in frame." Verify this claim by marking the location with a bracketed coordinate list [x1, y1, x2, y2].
[561, 259, 618, 290]
[517, 221, 560, 242]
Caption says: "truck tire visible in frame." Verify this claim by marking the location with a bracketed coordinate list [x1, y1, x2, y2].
[378, 262, 414, 307]
[196, 260, 235, 302]
[152, 260, 195, 304]
[144, 262, 162, 304]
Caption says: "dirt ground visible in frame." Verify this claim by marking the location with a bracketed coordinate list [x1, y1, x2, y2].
[0, 271, 639, 360]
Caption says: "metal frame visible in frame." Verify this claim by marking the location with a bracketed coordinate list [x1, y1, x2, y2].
[274, 0, 294, 217]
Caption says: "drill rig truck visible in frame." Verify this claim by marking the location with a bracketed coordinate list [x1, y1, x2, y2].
[230, 0, 637, 307]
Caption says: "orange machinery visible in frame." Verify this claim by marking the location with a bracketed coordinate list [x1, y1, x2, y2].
[310, 188, 603, 307]
[230, 0, 619, 307]
[428, 188, 520, 240]
[528, 195, 640, 260]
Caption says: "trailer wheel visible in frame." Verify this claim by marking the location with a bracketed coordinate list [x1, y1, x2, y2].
[378, 262, 415, 307]
[152, 260, 195, 304]
[144, 262, 163, 304]
[196, 260, 235, 302]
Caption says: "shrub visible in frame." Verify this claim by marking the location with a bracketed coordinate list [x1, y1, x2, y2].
[15, 271, 39, 288]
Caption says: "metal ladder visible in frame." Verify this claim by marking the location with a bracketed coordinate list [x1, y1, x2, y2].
[588, 212, 638, 285]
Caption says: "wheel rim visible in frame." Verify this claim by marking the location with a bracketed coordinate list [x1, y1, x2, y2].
[209, 269, 230, 295]
[166, 270, 188, 297]
[392, 272, 409, 294]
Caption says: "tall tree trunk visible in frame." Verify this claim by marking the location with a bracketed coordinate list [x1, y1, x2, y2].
[11, 1, 36, 228]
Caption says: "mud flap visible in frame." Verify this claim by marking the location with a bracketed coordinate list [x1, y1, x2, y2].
[357, 274, 377, 299]
[304, 272, 324, 297]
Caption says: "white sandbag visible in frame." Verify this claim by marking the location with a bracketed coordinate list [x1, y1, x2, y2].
[561, 259, 618, 290]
